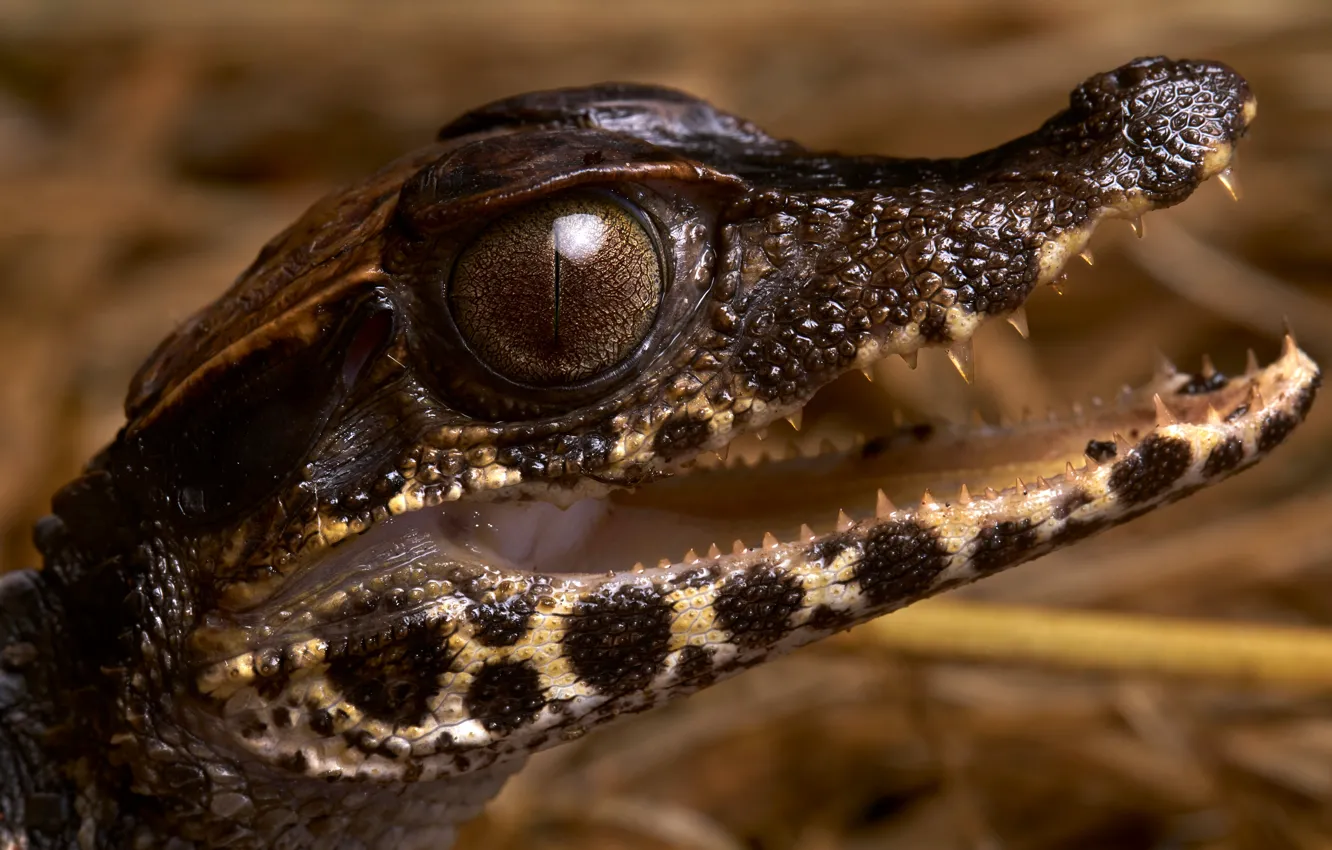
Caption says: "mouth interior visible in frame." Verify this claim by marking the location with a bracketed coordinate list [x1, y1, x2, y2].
[312, 338, 1248, 583]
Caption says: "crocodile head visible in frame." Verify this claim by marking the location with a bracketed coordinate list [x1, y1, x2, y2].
[24, 57, 1319, 847]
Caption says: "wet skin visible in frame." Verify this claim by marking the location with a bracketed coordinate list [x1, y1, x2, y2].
[0, 56, 1320, 849]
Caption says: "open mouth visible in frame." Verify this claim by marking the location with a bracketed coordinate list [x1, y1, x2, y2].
[184, 59, 1323, 786]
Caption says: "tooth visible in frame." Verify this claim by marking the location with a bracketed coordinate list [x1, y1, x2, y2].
[860, 367, 874, 381]
[1154, 351, 1179, 378]
[1079, 248, 1095, 266]
[1128, 216, 1145, 238]
[836, 510, 853, 531]
[684, 548, 699, 563]
[657, 558, 671, 568]
[707, 543, 721, 558]
[958, 483, 972, 505]
[1014, 477, 1027, 493]
[762, 532, 779, 550]
[715, 444, 730, 462]
[1248, 384, 1264, 408]
[633, 561, 646, 572]
[1153, 394, 1178, 427]
[984, 487, 999, 500]
[876, 489, 895, 517]
[947, 338, 975, 383]
[1035, 475, 1050, 489]
[1245, 348, 1260, 375]
[1113, 431, 1132, 454]
[1206, 405, 1222, 425]
[1083, 454, 1101, 472]
[1283, 332, 1298, 358]
[755, 427, 770, 441]
[899, 350, 919, 370]
[919, 490, 937, 509]
[1006, 306, 1030, 339]
[799, 523, 815, 540]
[1065, 461, 1077, 477]
[1049, 280, 1065, 296]
[786, 410, 803, 431]
[1217, 166, 1241, 202]
[1200, 353, 1217, 379]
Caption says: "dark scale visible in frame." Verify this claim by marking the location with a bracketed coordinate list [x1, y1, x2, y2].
[1202, 436, 1246, 478]
[1107, 434, 1194, 505]
[970, 518, 1040, 574]
[855, 520, 950, 607]
[713, 563, 806, 648]
[562, 583, 674, 695]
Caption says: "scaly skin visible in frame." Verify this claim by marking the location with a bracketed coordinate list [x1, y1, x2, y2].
[0, 57, 1320, 849]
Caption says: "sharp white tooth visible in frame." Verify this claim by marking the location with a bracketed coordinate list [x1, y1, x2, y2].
[707, 543, 721, 559]
[1200, 353, 1217, 379]
[1113, 432, 1132, 454]
[1153, 394, 1178, 427]
[762, 532, 779, 550]
[1282, 332, 1299, 358]
[1014, 477, 1028, 494]
[684, 549, 699, 563]
[958, 483, 972, 505]
[1035, 475, 1050, 489]
[919, 490, 936, 509]
[1248, 384, 1265, 408]
[657, 558, 672, 568]
[1245, 348, 1260, 375]
[1206, 405, 1222, 425]
[1216, 166, 1241, 202]
[786, 410, 803, 431]
[860, 368, 874, 382]
[799, 523, 815, 540]
[946, 338, 975, 384]
[876, 489, 895, 517]
[633, 561, 646, 572]
[1006, 306, 1030, 339]
[755, 427, 770, 441]
[1128, 216, 1145, 238]
[836, 510, 853, 531]
[899, 350, 919, 370]
[1079, 248, 1095, 266]
[715, 444, 730, 462]
[984, 487, 999, 500]
[1065, 461, 1077, 477]
[732, 539, 746, 555]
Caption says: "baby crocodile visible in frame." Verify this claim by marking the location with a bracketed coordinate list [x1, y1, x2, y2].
[0, 56, 1320, 849]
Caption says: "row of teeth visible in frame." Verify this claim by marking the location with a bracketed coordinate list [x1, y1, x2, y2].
[659, 168, 1253, 570]
[693, 347, 1262, 472]
[648, 370, 1268, 573]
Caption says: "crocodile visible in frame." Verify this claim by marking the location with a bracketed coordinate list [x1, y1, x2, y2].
[0, 56, 1320, 849]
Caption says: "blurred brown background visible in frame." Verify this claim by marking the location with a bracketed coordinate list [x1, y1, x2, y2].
[1, 1, 1330, 848]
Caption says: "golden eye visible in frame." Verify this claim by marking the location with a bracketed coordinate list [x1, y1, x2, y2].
[449, 192, 663, 386]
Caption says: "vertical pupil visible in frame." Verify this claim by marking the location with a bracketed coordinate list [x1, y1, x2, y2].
[449, 193, 662, 386]
[551, 213, 609, 345]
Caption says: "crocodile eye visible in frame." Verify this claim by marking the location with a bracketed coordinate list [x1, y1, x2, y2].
[448, 192, 662, 386]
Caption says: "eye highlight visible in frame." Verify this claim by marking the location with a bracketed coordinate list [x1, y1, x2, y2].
[449, 192, 663, 386]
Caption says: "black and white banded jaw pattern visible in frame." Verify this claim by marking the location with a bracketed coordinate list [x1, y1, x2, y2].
[196, 336, 1319, 785]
